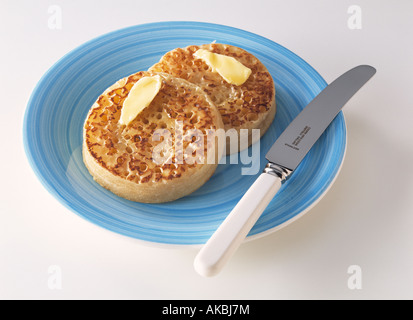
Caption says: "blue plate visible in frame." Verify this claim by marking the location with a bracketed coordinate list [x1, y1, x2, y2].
[23, 22, 346, 246]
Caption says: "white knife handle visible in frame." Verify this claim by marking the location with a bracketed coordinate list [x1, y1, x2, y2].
[194, 173, 282, 277]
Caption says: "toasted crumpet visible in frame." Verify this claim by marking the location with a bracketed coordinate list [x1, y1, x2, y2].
[83, 71, 224, 203]
[149, 43, 276, 154]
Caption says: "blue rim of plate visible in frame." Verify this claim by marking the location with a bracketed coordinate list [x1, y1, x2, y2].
[23, 21, 346, 246]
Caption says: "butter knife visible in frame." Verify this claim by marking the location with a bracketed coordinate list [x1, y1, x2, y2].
[194, 65, 376, 277]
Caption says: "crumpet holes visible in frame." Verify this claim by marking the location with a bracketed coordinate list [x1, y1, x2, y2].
[246, 113, 258, 122]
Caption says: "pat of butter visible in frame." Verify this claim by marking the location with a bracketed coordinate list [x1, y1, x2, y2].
[119, 75, 162, 126]
[194, 49, 252, 85]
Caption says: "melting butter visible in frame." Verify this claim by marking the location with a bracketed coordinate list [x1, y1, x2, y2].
[119, 75, 162, 126]
[194, 49, 252, 85]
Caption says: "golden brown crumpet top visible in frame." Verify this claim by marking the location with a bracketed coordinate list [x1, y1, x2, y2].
[149, 43, 276, 136]
[83, 71, 224, 203]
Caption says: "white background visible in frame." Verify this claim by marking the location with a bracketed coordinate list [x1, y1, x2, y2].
[1, 0, 412, 300]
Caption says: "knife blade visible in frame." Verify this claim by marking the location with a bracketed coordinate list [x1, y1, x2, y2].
[194, 65, 376, 277]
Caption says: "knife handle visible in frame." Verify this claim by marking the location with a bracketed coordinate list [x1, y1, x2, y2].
[194, 173, 282, 277]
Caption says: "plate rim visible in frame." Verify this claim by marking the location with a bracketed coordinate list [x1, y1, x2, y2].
[22, 21, 346, 248]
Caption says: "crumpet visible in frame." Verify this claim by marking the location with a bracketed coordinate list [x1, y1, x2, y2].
[149, 43, 276, 154]
[83, 71, 224, 203]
